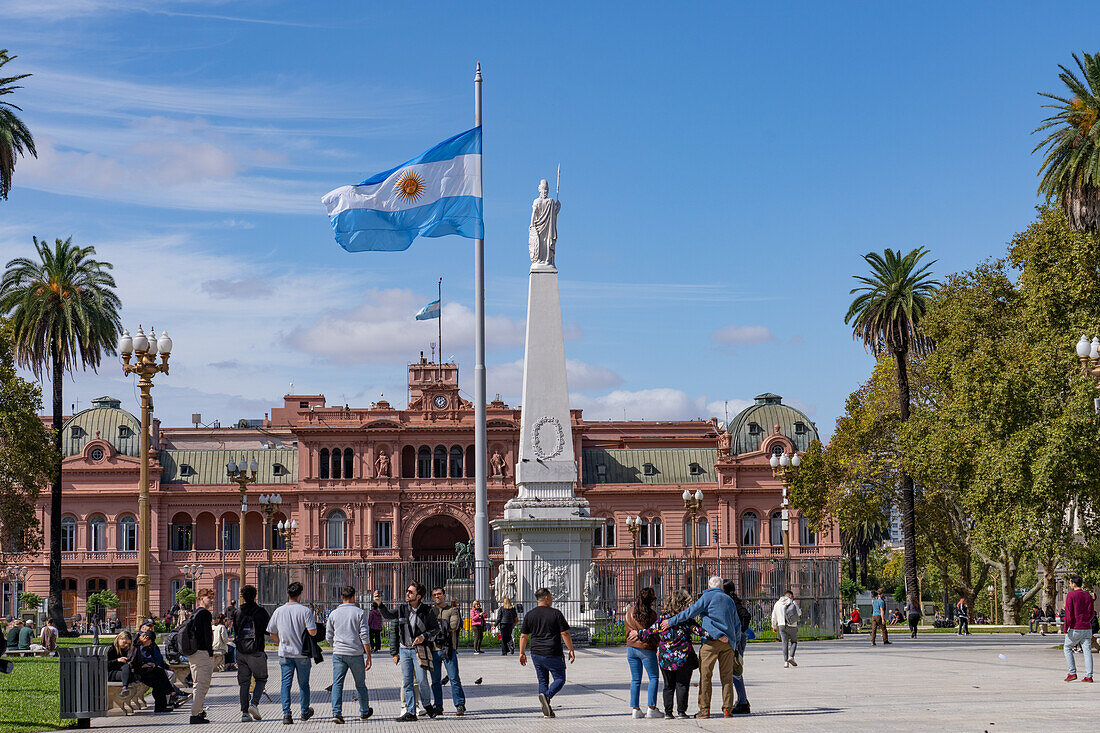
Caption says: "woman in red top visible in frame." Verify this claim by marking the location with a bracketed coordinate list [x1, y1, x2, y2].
[469, 600, 487, 654]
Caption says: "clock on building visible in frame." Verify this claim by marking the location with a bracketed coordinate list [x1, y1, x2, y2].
[433, 395, 448, 409]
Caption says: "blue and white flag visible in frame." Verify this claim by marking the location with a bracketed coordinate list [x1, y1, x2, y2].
[322, 127, 483, 252]
[415, 299, 441, 321]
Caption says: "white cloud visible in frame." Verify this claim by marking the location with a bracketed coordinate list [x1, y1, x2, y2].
[286, 289, 527, 365]
[571, 388, 712, 422]
[486, 358, 622, 398]
[711, 324, 775, 345]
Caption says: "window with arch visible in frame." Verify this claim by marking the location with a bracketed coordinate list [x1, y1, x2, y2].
[170, 512, 193, 551]
[319, 448, 330, 479]
[770, 510, 783, 547]
[741, 511, 759, 547]
[799, 516, 817, 546]
[60, 515, 77, 552]
[649, 518, 663, 547]
[449, 446, 464, 478]
[594, 518, 616, 547]
[118, 515, 137, 552]
[88, 514, 107, 551]
[639, 518, 651, 547]
[271, 515, 287, 550]
[401, 445, 416, 478]
[343, 448, 354, 479]
[417, 446, 432, 478]
[695, 517, 709, 546]
[331, 448, 342, 479]
[433, 446, 447, 478]
[325, 509, 347, 550]
[222, 518, 240, 551]
[771, 444, 785, 457]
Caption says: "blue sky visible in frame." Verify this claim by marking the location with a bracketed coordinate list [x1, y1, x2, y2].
[1, 1, 1096, 435]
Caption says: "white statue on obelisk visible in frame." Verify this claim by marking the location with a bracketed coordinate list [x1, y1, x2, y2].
[492, 175, 602, 630]
[529, 178, 561, 266]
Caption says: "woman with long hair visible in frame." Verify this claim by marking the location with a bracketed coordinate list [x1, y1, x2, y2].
[497, 597, 518, 655]
[470, 600, 486, 654]
[107, 630, 136, 696]
[634, 588, 701, 719]
[624, 586, 663, 718]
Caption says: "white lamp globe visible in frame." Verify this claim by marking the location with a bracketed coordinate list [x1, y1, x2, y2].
[277, 520, 284, 531]
[132, 327, 149, 354]
[1078, 335, 1091, 358]
[780, 453, 791, 467]
[1091, 337, 1100, 360]
[791, 453, 801, 467]
[290, 520, 298, 529]
[694, 489, 703, 502]
[157, 331, 173, 355]
[681, 489, 691, 501]
[227, 460, 237, 474]
[118, 330, 133, 355]
[769, 455, 779, 468]
[249, 459, 259, 473]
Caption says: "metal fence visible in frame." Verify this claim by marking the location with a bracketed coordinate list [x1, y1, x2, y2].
[257, 556, 841, 644]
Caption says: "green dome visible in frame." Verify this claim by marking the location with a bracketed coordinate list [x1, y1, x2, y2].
[62, 396, 141, 457]
[727, 393, 818, 456]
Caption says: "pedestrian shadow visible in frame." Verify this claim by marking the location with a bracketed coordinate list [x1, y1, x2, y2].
[744, 706, 844, 717]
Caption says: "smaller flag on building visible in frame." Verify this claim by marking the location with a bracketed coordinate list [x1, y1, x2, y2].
[415, 299, 441, 321]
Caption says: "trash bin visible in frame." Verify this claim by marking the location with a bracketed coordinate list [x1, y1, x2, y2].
[59, 645, 108, 729]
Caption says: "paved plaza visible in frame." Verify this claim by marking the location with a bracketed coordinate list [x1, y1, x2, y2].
[86, 634, 1092, 733]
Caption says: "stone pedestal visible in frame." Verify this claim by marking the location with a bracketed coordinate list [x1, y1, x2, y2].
[492, 260, 601, 626]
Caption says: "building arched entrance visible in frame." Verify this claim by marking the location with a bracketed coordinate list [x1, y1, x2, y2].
[411, 515, 469, 560]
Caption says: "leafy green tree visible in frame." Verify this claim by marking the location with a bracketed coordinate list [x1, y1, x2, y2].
[0, 237, 122, 629]
[0, 324, 54, 557]
[175, 586, 197, 609]
[845, 247, 939, 606]
[86, 589, 120, 615]
[0, 50, 36, 200]
[1034, 53, 1100, 232]
[19, 592, 42, 610]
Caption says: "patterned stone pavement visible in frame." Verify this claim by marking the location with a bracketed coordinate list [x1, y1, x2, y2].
[88, 634, 1093, 732]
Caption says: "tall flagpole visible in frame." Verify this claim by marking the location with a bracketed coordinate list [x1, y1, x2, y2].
[437, 276, 443, 381]
[473, 62, 490, 605]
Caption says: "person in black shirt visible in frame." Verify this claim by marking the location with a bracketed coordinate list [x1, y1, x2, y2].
[187, 588, 216, 725]
[497, 598, 518, 655]
[107, 631, 137, 694]
[230, 584, 271, 722]
[135, 630, 176, 713]
[519, 587, 575, 718]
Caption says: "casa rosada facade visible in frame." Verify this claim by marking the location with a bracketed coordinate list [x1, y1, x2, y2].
[12, 357, 838, 624]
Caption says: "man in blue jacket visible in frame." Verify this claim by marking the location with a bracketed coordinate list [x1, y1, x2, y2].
[660, 576, 741, 718]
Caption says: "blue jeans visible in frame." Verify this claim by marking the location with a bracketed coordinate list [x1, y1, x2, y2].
[398, 647, 433, 715]
[1065, 628, 1094, 677]
[626, 647, 659, 708]
[430, 649, 466, 710]
[331, 654, 370, 718]
[732, 675, 748, 705]
[279, 656, 312, 717]
[531, 653, 566, 700]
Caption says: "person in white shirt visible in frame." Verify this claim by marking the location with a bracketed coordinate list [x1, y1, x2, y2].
[267, 582, 318, 725]
[326, 585, 373, 724]
[770, 590, 801, 668]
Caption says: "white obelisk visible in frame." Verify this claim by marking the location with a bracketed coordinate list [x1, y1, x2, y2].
[491, 179, 602, 626]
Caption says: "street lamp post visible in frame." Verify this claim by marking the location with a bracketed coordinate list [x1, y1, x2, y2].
[227, 457, 258, 600]
[769, 451, 802, 560]
[626, 516, 641, 595]
[277, 520, 298, 567]
[987, 584, 996, 625]
[6, 565, 28, 617]
[1075, 336, 1100, 412]
[682, 489, 704, 594]
[258, 494, 283, 564]
[119, 326, 172, 620]
[181, 563, 204, 609]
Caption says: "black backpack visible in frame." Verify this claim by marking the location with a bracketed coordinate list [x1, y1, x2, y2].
[177, 614, 201, 656]
[235, 610, 260, 654]
[735, 599, 752, 637]
[164, 631, 181, 662]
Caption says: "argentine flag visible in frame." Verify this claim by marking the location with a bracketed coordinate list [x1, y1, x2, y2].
[415, 299, 441, 321]
[322, 127, 483, 252]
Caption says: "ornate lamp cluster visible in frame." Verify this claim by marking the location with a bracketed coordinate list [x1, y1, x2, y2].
[682, 489, 705, 593]
[259, 494, 283, 564]
[769, 451, 801, 560]
[227, 457, 259, 596]
[276, 519, 298, 566]
[1075, 335, 1100, 412]
[6, 565, 28, 615]
[118, 324, 173, 621]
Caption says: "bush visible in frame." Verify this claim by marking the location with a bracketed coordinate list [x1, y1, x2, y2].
[840, 578, 864, 604]
[85, 589, 120, 615]
[175, 586, 196, 609]
[19, 592, 42, 610]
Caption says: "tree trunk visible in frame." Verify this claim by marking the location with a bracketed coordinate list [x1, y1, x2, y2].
[858, 542, 869, 586]
[48, 348, 66, 631]
[894, 349, 920, 606]
[847, 552, 857, 582]
[1040, 551, 1058, 610]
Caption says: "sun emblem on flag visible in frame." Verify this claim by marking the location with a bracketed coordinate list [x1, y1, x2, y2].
[394, 169, 426, 204]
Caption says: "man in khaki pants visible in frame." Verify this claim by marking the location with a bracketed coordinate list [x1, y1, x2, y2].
[186, 589, 217, 724]
[659, 576, 742, 718]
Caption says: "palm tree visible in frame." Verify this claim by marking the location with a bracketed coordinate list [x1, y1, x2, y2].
[1034, 52, 1100, 231]
[0, 50, 36, 200]
[0, 237, 121, 629]
[845, 247, 939, 609]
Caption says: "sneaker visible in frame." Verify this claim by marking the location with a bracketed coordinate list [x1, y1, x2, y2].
[248, 705, 261, 721]
[787, 659, 797, 667]
[241, 714, 251, 722]
[189, 714, 210, 725]
[119, 685, 130, 698]
[731, 703, 751, 715]
[547, 706, 555, 718]
[883, 641, 892, 645]
[455, 706, 465, 716]
[677, 712, 690, 719]
[426, 705, 440, 719]
[664, 710, 674, 719]
[784, 661, 790, 668]
[333, 715, 345, 724]
[1084, 677, 1094, 683]
[395, 712, 418, 722]
[632, 708, 645, 718]
[301, 707, 314, 721]
[646, 708, 664, 718]
[361, 708, 374, 720]
[694, 711, 710, 719]
[538, 693, 552, 717]
[283, 716, 293, 725]
[1065, 674, 1078, 682]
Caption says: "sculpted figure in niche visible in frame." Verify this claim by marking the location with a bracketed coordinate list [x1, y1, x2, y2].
[494, 562, 518, 604]
[584, 561, 601, 608]
[375, 451, 390, 478]
[528, 179, 561, 266]
[490, 449, 507, 478]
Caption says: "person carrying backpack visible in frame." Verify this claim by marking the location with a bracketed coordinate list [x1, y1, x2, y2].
[723, 581, 753, 715]
[230, 584, 271, 722]
[181, 588, 216, 724]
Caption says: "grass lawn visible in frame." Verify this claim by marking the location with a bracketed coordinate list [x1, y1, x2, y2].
[0, 657, 71, 732]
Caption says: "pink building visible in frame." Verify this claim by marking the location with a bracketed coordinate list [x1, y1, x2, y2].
[11, 358, 837, 625]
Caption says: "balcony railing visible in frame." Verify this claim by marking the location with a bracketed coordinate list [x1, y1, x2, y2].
[169, 550, 271, 564]
[60, 550, 138, 563]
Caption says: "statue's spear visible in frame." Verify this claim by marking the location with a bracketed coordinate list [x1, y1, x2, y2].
[555, 164, 560, 201]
